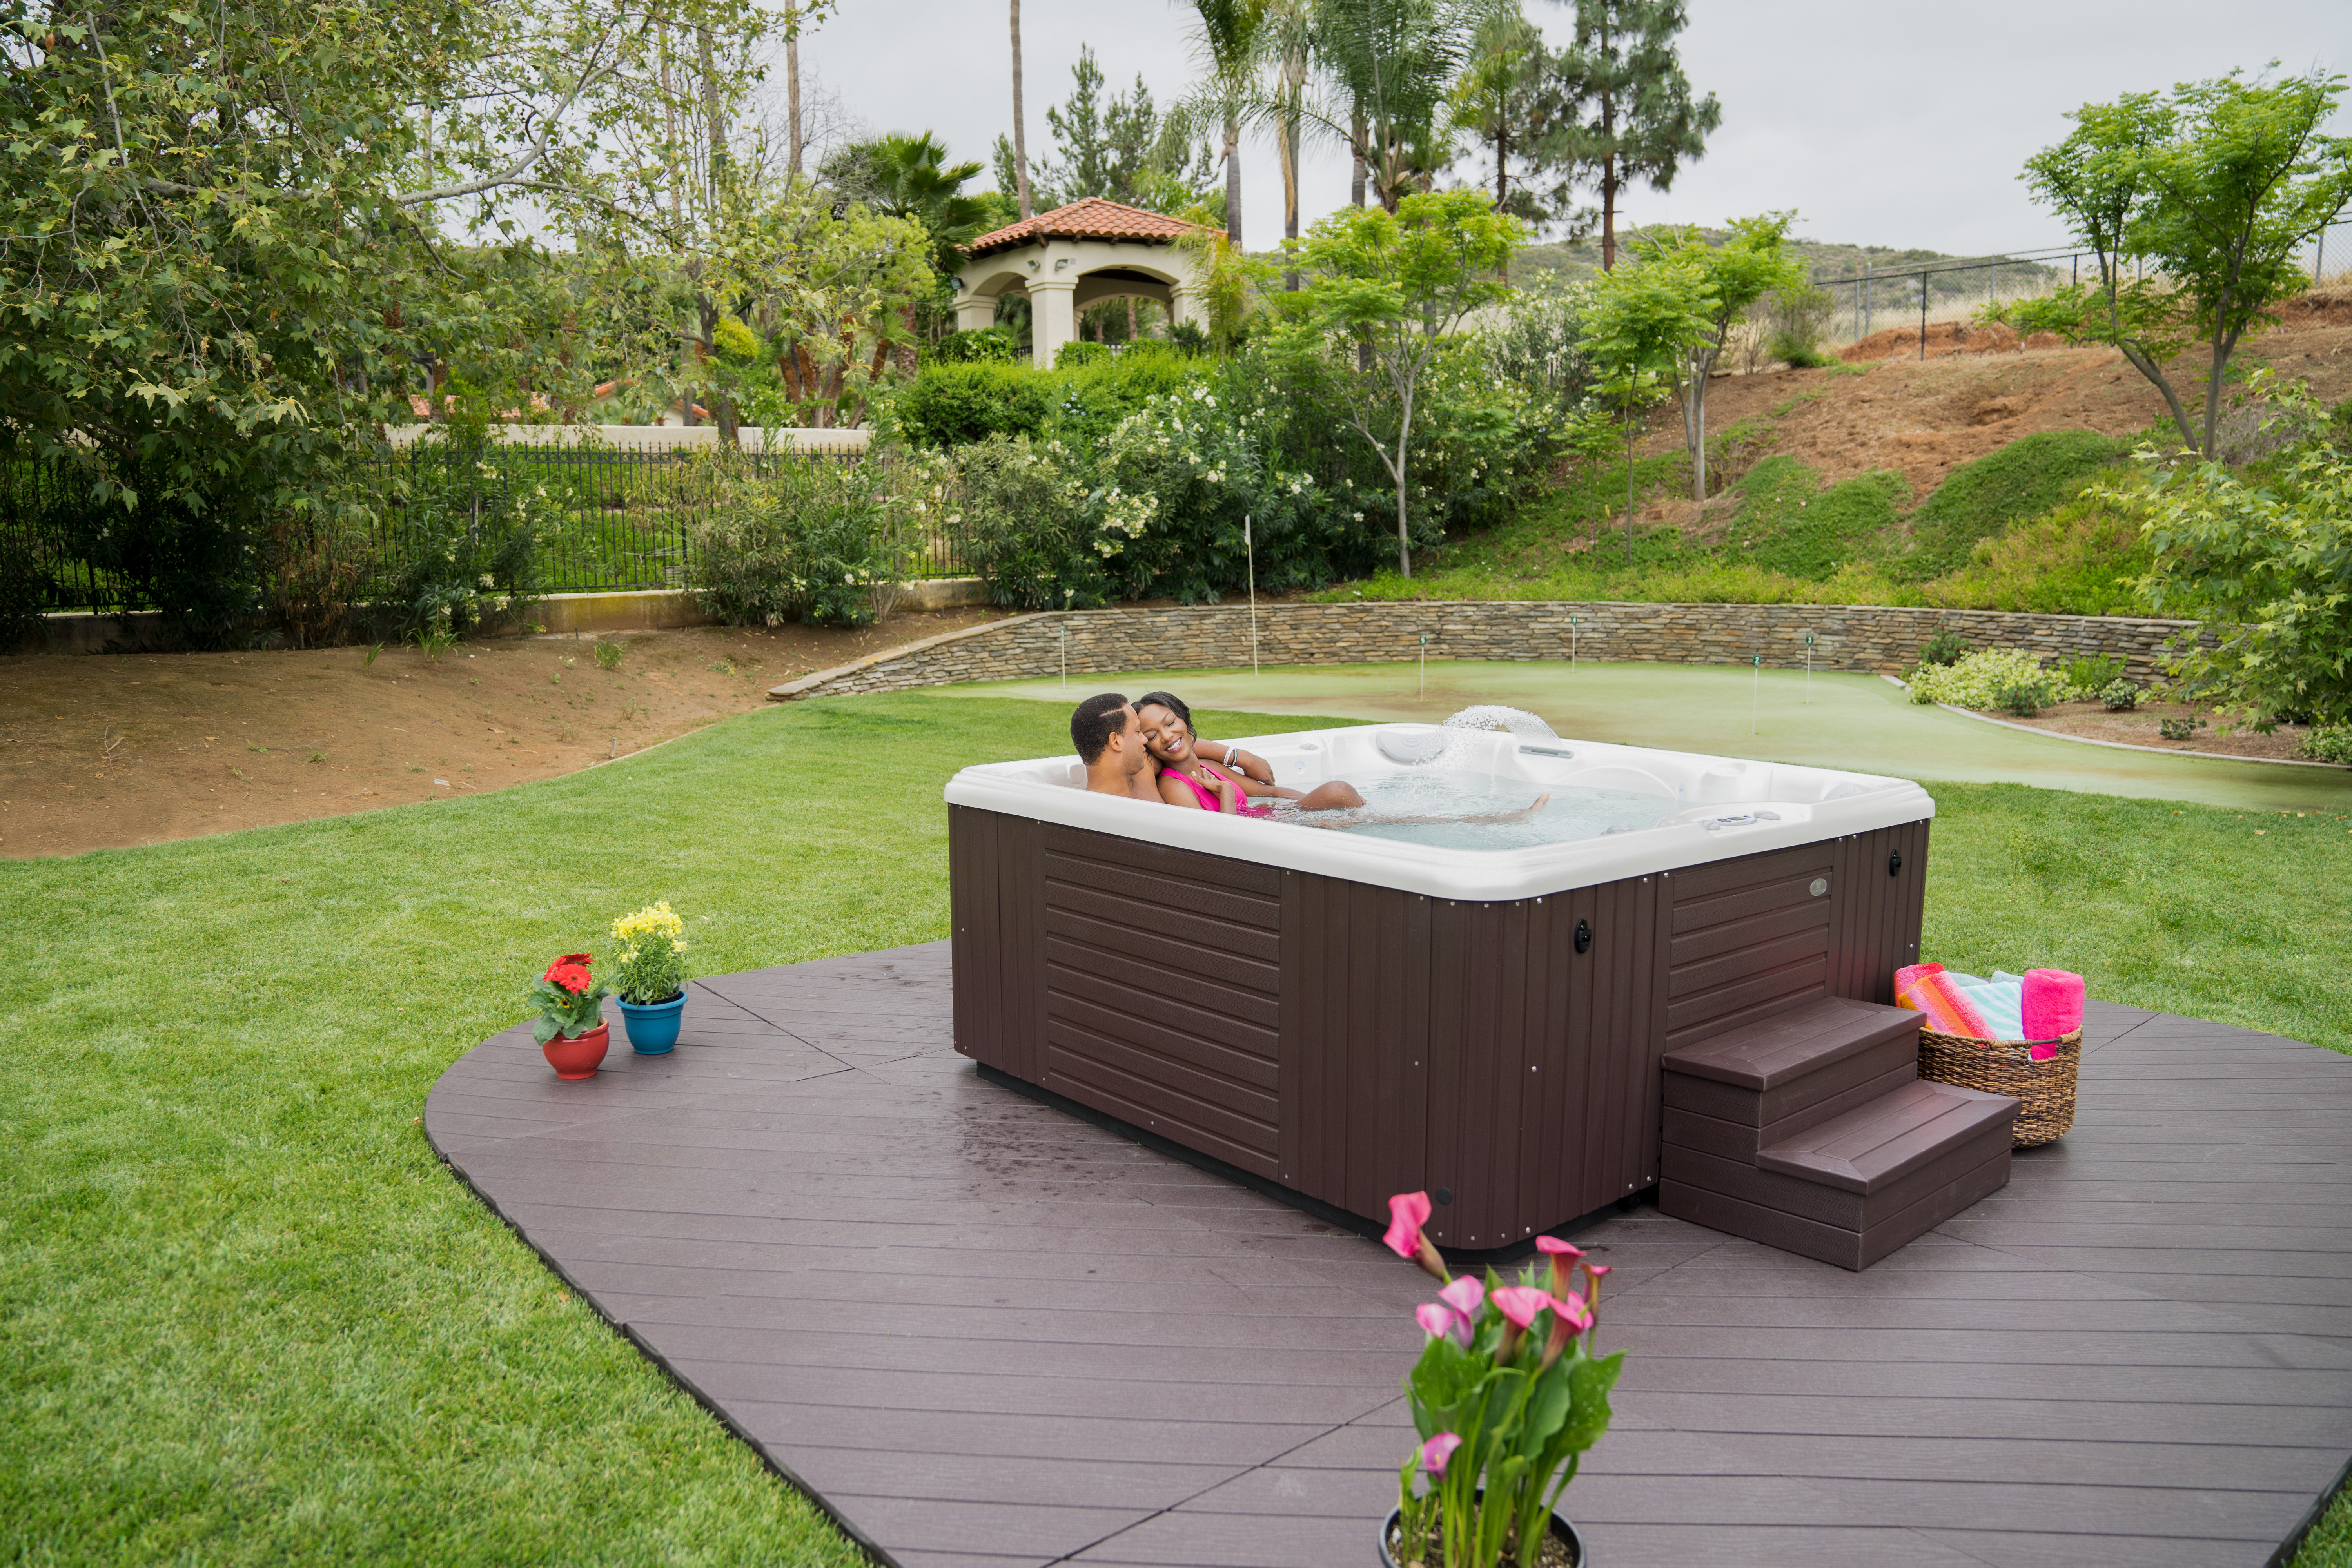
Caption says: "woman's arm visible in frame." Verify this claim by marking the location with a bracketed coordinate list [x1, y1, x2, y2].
[1206, 741, 1272, 786]
[1158, 773, 1208, 809]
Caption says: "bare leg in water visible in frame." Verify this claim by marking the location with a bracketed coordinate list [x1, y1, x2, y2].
[1282, 792, 1552, 831]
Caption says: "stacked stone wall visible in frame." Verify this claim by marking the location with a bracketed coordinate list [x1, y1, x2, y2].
[787, 600, 2203, 700]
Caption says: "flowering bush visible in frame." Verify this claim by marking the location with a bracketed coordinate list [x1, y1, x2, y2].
[385, 443, 546, 641]
[608, 902, 690, 1004]
[527, 953, 610, 1045]
[1383, 1193, 1622, 1568]
[689, 451, 923, 627]
[1905, 649, 2085, 709]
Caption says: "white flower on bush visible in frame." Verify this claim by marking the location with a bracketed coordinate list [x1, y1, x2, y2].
[1905, 650, 2086, 708]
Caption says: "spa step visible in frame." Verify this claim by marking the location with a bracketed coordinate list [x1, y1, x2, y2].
[1659, 997, 2021, 1270]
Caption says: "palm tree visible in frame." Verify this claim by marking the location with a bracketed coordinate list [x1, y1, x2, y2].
[1009, 0, 1033, 218]
[1179, 0, 1264, 246]
[857, 132, 991, 277]
[1304, 0, 1479, 214]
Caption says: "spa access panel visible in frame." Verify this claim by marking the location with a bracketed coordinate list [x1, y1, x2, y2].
[948, 805, 1931, 1249]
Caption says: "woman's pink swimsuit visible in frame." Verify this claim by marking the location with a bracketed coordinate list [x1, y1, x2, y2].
[1161, 760, 1274, 818]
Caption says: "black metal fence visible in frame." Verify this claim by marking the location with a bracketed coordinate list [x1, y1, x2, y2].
[5, 439, 975, 619]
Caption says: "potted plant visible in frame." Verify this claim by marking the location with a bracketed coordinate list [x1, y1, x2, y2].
[530, 953, 611, 1080]
[1378, 1192, 1622, 1567]
[608, 902, 690, 1055]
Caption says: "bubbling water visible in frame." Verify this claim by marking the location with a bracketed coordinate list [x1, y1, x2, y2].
[1439, 704, 1559, 741]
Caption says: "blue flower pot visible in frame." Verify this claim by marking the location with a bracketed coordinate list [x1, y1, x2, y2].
[615, 992, 686, 1055]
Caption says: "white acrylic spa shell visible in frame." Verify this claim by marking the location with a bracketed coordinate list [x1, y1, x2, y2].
[943, 723, 1936, 903]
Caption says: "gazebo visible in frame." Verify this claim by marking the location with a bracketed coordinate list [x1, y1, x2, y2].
[953, 198, 1210, 367]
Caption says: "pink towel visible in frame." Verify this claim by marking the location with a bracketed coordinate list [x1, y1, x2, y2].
[1894, 962, 1944, 997]
[1897, 969, 1992, 1040]
[2022, 969, 2084, 1060]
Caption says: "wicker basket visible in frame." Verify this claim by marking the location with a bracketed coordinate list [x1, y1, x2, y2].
[1916, 1028, 2082, 1148]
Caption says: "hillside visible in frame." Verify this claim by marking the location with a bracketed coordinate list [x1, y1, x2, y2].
[1317, 289, 2352, 615]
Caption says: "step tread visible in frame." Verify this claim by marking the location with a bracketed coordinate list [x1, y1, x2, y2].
[1757, 1078, 2020, 1194]
[1659, 996, 1923, 1091]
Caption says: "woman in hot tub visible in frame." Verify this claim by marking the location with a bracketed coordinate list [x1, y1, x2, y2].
[1134, 691, 1365, 814]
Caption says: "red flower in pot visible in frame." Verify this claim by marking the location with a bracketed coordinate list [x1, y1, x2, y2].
[528, 952, 612, 1079]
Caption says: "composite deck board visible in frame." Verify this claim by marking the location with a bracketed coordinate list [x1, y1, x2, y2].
[425, 940, 2352, 1568]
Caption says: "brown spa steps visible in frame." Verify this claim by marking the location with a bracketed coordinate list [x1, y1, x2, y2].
[1659, 995, 2022, 1269]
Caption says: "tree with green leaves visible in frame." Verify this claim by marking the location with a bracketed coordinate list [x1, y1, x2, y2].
[0, 0, 772, 639]
[1305, 0, 1481, 214]
[826, 133, 991, 279]
[1543, 0, 1720, 270]
[1182, 0, 1264, 245]
[1281, 188, 1524, 576]
[1991, 69, 2352, 457]
[1446, 3, 1561, 223]
[1579, 241, 1712, 558]
[1629, 214, 1806, 499]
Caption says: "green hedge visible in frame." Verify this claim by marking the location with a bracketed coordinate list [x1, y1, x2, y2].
[888, 345, 1207, 449]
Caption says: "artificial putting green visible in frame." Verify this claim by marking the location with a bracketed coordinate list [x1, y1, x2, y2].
[958, 661, 2352, 815]
[2, 690, 2347, 1564]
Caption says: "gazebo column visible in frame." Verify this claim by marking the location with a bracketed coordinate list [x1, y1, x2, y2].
[954, 296, 999, 333]
[1168, 282, 1203, 332]
[1027, 278, 1078, 368]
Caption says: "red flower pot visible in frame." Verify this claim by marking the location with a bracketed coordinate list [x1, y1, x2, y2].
[541, 1023, 610, 1081]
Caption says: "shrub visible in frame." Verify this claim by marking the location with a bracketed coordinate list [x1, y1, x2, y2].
[1918, 628, 1971, 667]
[2100, 678, 2142, 711]
[2301, 725, 2352, 764]
[885, 346, 1204, 450]
[1759, 281, 1836, 368]
[1896, 430, 2132, 580]
[1920, 491, 2155, 615]
[1995, 678, 2056, 717]
[2158, 715, 2206, 741]
[1054, 341, 1109, 368]
[929, 327, 1020, 364]
[2129, 385, 2352, 728]
[382, 442, 544, 642]
[688, 453, 918, 627]
[2060, 653, 2125, 693]
[953, 435, 1122, 610]
[1907, 648, 2080, 708]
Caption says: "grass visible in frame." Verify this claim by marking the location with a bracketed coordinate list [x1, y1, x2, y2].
[1893, 429, 2132, 580]
[1314, 425, 2155, 617]
[3, 691, 2348, 1563]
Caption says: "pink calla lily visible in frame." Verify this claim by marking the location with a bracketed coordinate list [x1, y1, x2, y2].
[1384, 1190, 1450, 1283]
[1419, 1432, 1463, 1475]
[1415, 1302, 1471, 1346]
[1437, 1277, 1485, 1317]
[1536, 1235, 1585, 1295]
[1384, 1192, 1432, 1258]
[1490, 1285, 1551, 1329]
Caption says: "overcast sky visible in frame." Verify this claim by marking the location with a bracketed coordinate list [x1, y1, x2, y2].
[796, 0, 2346, 260]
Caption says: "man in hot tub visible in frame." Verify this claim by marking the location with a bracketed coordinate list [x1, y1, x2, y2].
[1072, 693, 1167, 803]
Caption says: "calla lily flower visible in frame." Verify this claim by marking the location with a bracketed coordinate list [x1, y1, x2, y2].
[1535, 1235, 1585, 1295]
[1438, 1277, 1485, 1318]
[1538, 1290, 1591, 1372]
[1384, 1191, 1450, 1283]
[1415, 1302, 1470, 1346]
[1419, 1432, 1462, 1475]
[1490, 1285, 1550, 1329]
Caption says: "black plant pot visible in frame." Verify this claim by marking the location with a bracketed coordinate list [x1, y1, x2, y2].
[1379, 1503, 1587, 1567]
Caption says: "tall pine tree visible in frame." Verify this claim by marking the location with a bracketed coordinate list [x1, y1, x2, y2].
[1544, 0, 1719, 269]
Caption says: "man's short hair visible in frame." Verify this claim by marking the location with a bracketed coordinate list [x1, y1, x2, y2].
[1070, 693, 1132, 764]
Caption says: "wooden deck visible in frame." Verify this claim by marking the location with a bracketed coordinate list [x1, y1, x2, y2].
[424, 942, 2352, 1568]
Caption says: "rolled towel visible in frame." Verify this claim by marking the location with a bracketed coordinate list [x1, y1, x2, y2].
[1894, 961, 1944, 997]
[2022, 969, 2085, 1059]
[1954, 975, 2024, 1043]
[1897, 969, 1992, 1040]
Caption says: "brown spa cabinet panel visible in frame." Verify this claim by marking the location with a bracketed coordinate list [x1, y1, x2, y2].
[949, 805, 1931, 1248]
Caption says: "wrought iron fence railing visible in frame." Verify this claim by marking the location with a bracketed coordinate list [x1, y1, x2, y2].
[4, 439, 973, 618]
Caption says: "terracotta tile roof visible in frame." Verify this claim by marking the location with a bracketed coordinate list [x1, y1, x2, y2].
[962, 197, 1205, 258]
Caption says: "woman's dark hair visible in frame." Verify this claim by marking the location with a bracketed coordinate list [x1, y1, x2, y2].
[1133, 691, 1193, 733]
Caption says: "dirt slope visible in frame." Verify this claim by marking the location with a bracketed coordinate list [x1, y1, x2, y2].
[1649, 298, 2352, 501]
[1, 610, 1001, 859]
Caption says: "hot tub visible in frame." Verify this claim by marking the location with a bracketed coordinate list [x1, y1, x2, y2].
[944, 724, 1934, 1250]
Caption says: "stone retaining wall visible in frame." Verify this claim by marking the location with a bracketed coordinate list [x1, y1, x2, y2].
[779, 600, 2204, 700]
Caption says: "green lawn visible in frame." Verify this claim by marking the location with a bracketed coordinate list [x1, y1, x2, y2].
[3, 690, 2348, 1563]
